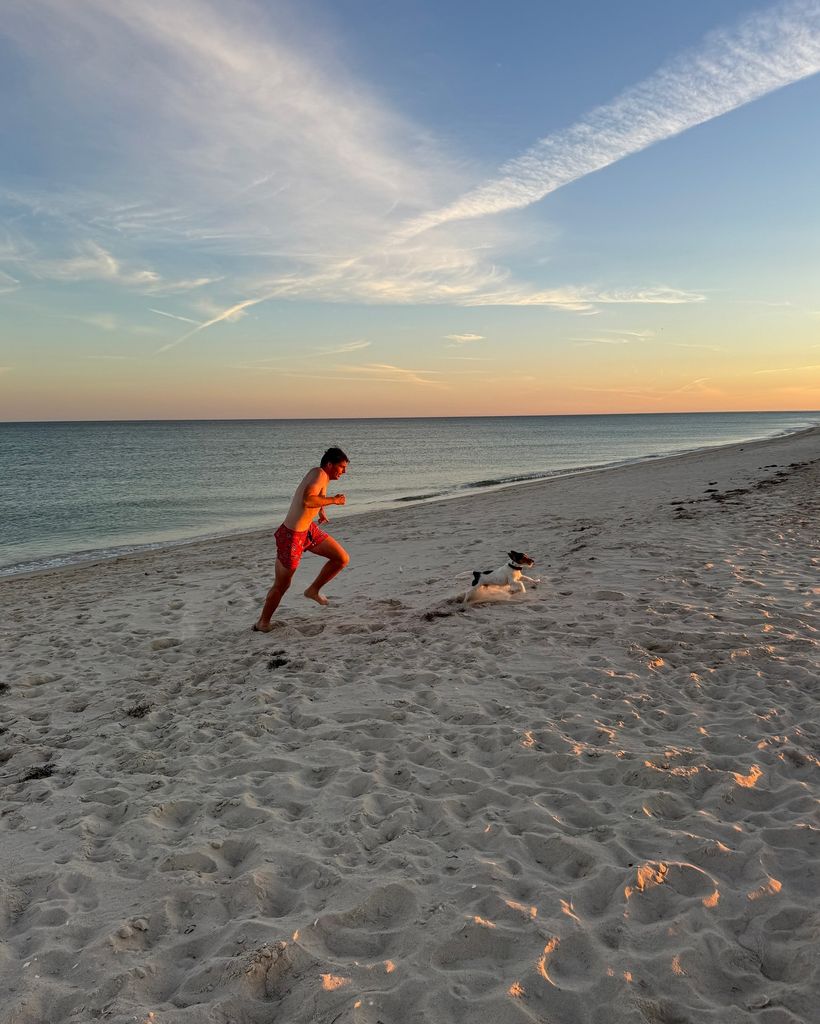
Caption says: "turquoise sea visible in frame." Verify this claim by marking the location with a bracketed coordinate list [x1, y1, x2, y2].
[0, 412, 816, 576]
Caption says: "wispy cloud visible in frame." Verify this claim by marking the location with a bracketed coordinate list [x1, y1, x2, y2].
[145, 277, 222, 295]
[317, 340, 372, 355]
[574, 377, 716, 399]
[60, 311, 159, 335]
[445, 332, 484, 344]
[753, 363, 820, 374]
[5, 239, 161, 288]
[0, 270, 19, 294]
[403, 0, 820, 235]
[341, 362, 444, 387]
[261, 365, 446, 387]
[571, 328, 653, 346]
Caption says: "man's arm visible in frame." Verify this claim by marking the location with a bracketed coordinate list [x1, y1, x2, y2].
[303, 473, 345, 509]
[303, 490, 345, 509]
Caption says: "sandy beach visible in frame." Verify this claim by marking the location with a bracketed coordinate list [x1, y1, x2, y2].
[1, 426, 818, 1024]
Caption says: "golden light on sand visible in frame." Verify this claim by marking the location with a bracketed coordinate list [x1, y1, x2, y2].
[733, 764, 763, 788]
[644, 759, 702, 778]
[354, 1000, 362, 1009]
[321, 974, 351, 991]
[508, 981, 525, 998]
[384, 960, 396, 973]
[642, 804, 653, 817]
[505, 899, 537, 919]
[473, 916, 496, 928]
[623, 971, 633, 983]
[560, 899, 580, 923]
[702, 889, 720, 908]
[625, 861, 668, 900]
[747, 877, 782, 901]
[648, 657, 665, 670]
[292, 930, 300, 941]
[521, 730, 536, 748]
[537, 938, 559, 985]
[671, 955, 685, 976]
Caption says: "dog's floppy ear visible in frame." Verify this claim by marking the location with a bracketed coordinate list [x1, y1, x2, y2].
[508, 550, 524, 563]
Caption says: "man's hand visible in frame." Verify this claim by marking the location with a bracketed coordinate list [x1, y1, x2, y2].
[318, 509, 329, 524]
[334, 494, 346, 506]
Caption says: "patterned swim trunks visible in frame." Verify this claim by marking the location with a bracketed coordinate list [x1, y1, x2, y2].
[274, 522, 329, 571]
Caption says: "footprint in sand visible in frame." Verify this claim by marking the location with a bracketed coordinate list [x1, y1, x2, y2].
[159, 851, 219, 874]
[150, 637, 182, 651]
[294, 622, 325, 637]
[306, 883, 416, 959]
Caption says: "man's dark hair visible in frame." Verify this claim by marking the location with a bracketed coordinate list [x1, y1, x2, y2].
[321, 447, 349, 467]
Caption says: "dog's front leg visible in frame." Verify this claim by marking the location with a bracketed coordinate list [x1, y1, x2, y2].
[520, 574, 539, 585]
[509, 580, 526, 594]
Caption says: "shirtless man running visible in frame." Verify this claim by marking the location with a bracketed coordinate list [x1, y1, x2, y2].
[253, 448, 350, 632]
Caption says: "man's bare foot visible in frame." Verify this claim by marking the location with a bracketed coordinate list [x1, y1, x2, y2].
[303, 587, 329, 606]
[252, 622, 276, 633]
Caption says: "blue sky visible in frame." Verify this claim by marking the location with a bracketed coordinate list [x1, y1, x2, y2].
[1, 0, 819, 419]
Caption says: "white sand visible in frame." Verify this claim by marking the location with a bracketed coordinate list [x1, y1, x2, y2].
[1, 426, 818, 1024]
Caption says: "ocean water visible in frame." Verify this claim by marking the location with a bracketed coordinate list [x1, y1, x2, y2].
[0, 412, 816, 576]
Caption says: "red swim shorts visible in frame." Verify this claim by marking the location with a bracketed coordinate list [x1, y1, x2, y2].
[274, 522, 329, 571]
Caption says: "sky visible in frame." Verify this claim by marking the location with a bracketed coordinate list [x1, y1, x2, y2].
[1, 0, 819, 420]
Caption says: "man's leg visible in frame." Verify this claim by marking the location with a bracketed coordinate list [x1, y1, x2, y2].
[254, 559, 296, 631]
[303, 537, 349, 606]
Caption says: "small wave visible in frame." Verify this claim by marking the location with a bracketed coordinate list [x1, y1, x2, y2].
[460, 465, 612, 490]
[396, 491, 446, 502]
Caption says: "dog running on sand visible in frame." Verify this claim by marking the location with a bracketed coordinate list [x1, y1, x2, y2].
[464, 550, 538, 603]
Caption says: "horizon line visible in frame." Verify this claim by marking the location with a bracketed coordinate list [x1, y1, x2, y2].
[2, 408, 819, 426]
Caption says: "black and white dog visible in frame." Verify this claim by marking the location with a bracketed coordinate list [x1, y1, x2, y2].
[464, 550, 538, 603]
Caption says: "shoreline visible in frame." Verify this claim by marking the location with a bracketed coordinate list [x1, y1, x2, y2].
[1, 420, 818, 1023]
[2, 420, 817, 585]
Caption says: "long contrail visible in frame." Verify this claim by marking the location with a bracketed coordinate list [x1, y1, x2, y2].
[403, 0, 820, 236]
[155, 296, 264, 353]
